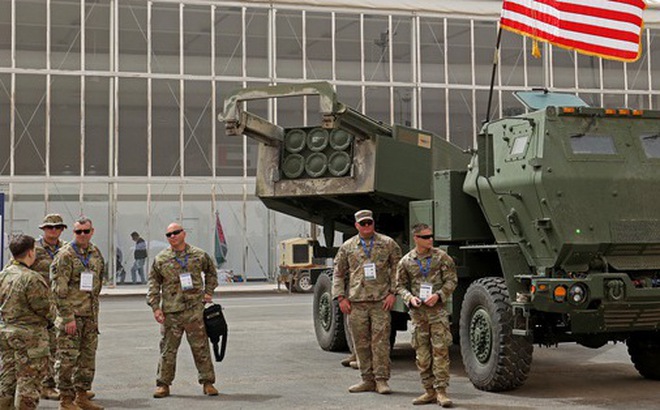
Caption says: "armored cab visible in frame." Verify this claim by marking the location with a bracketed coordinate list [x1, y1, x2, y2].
[453, 91, 660, 391]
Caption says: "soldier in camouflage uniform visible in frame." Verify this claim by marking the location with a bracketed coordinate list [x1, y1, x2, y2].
[333, 210, 402, 395]
[147, 222, 219, 399]
[51, 217, 105, 410]
[33, 214, 68, 401]
[396, 223, 457, 407]
[0, 234, 54, 410]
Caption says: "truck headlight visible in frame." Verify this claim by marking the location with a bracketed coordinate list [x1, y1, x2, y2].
[569, 283, 587, 305]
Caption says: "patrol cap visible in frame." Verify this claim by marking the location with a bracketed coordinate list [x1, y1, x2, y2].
[39, 213, 68, 229]
[354, 209, 374, 223]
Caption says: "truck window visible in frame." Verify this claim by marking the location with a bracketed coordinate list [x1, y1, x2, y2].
[510, 136, 529, 156]
[640, 134, 660, 158]
[570, 134, 617, 155]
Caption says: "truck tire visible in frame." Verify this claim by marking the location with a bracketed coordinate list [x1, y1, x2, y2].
[627, 333, 660, 380]
[460, 277, 533, 391]
[294, 271, 313, 293]
[313, 273, 348, 351]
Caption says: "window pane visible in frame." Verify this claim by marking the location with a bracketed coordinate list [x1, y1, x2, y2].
[363, 15, 389, 83]
[0, 1, 10, 68]
[51, 76, 81, 176]
[246, 9, 269, 78]
[52, 0, 80, 71]
[336, 14, 360, 81]
[392, 16, 412, 83]
[15, 75, 46, 175]
[216, 81, 244, 177]
[306, 12, 332, 80]
[448, 89, 473, 149]
[0, 74, 9, 175]
[640, 134, 660, 158]
[184, 5, 211, 76]
[578, 54, 600, 90]
[276, 10, 303, 79]
[85, 1, 111, 71]
[152, 3, 180, 75]
[474, 21, 497, 86]
[184, 81, 212, 176]
[86, 77, 110, 176]
[447, 19, 471, 86]
[570, 135, 616, 155]
[365, 86, 389, 124]
[421, 88, 446, 138]
[118, 78, 147, 176]
[420, 17, 445, 84]
[500, 29, 524, 87]
[552, 47, 576, 90]
[603, 60, 624, 90]
[119, 0, 147, 72]
[215, 6, 242, 77]
[16, 0, 46, 68]
[153, 79, 180, 176]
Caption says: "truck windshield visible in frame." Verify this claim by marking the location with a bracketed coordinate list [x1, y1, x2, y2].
[570, 134, 617, 155]
[640, 134, 660, 158]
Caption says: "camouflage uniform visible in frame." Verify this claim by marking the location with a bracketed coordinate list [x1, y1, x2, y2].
[332, 233, 402, 382]
[0, 261, 54, 410]
[32, 237, 66, 391]
[396, 248, 457, 390]
[147, 244, 218, 386]
[51, 241, 105, 397]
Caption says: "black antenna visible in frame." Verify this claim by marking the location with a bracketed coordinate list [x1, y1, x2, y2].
[485, 26, 503, 124]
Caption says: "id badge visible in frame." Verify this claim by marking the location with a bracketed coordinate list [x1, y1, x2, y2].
[80, 271, 94, 292]
[180, 273, 194, 291]
[363, 263, 377, 281]
[419, 282, 433, 301]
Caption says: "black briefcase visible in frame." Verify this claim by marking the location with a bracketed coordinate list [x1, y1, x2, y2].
[203, 303, 228, 362]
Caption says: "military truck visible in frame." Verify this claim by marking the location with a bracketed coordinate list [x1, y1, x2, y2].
[220, 82, 660, 391]
[277, 237, 331, 293]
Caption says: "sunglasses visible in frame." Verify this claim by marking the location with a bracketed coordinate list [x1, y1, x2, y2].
[358, 220, 373, 227]
[415, 234, 433, 240]
[74, 229, 92, 235]
[44, 225, 64, 230]
[165, 229, 183, 238]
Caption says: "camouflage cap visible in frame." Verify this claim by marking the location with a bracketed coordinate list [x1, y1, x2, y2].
[354, 209, 373, 223]
[39, 213, 68, 229]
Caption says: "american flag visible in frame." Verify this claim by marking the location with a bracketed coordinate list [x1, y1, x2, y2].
[500, 0, 647, 62]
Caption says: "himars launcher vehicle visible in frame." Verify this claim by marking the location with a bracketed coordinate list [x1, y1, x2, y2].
[220, 81, 660, 391]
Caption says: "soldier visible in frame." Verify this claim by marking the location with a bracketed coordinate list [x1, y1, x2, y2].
[0, 234, 55, 410]
[147, 222, 219, 399]
[51, 217, 105, 410]
[333, 209, 402, 394]
[396, 223, 457, 407]
[33, 214, 68, 401]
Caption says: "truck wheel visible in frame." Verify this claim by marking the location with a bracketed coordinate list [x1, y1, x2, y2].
[295, 271, 313, 293]
[627, 333, 660, 380]
[460, 277, 533, 391]
[313, 274, 348, 351]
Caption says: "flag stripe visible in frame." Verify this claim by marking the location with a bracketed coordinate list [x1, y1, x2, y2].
[501, 18, 639, 61]
[501, 10, 640, 52]
[503, 2, 639, 44]
[500, 0, 646, 62]
[503, 0, 642, 35]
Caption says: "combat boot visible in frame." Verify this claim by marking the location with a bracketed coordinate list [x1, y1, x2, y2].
[348, 380, 375, 393]
[58, 393, 82, 410]
[340, 353, 356, 367]
[349, 360, 359, 370]
[153, 385, 170, 399]
[41, 387, 60, 400]
[375, 379, 392, 394]
[202, 383, 219, 396]
[85, 392, 95, 400]
[436, 388, 453, 408]
[412, 389, 437, 405]
[73, 391, 104, 410]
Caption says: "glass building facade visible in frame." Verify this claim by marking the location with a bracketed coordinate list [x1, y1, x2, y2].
[2, 0, 660, 281]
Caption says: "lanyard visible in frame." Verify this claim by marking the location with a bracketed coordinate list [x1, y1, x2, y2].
[71, 242, 90, 269]
[360, 237, 374, 259]
[174, 253, 189, 270]
[11, 260, 29, 269]
[40, 238, 60, 259]
[415, 257, 432, 278]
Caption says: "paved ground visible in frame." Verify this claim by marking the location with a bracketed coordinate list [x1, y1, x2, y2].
[36, 292, 659, 410]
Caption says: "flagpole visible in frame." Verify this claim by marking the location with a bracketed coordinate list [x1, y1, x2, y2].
[485, 25, 502, 124]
